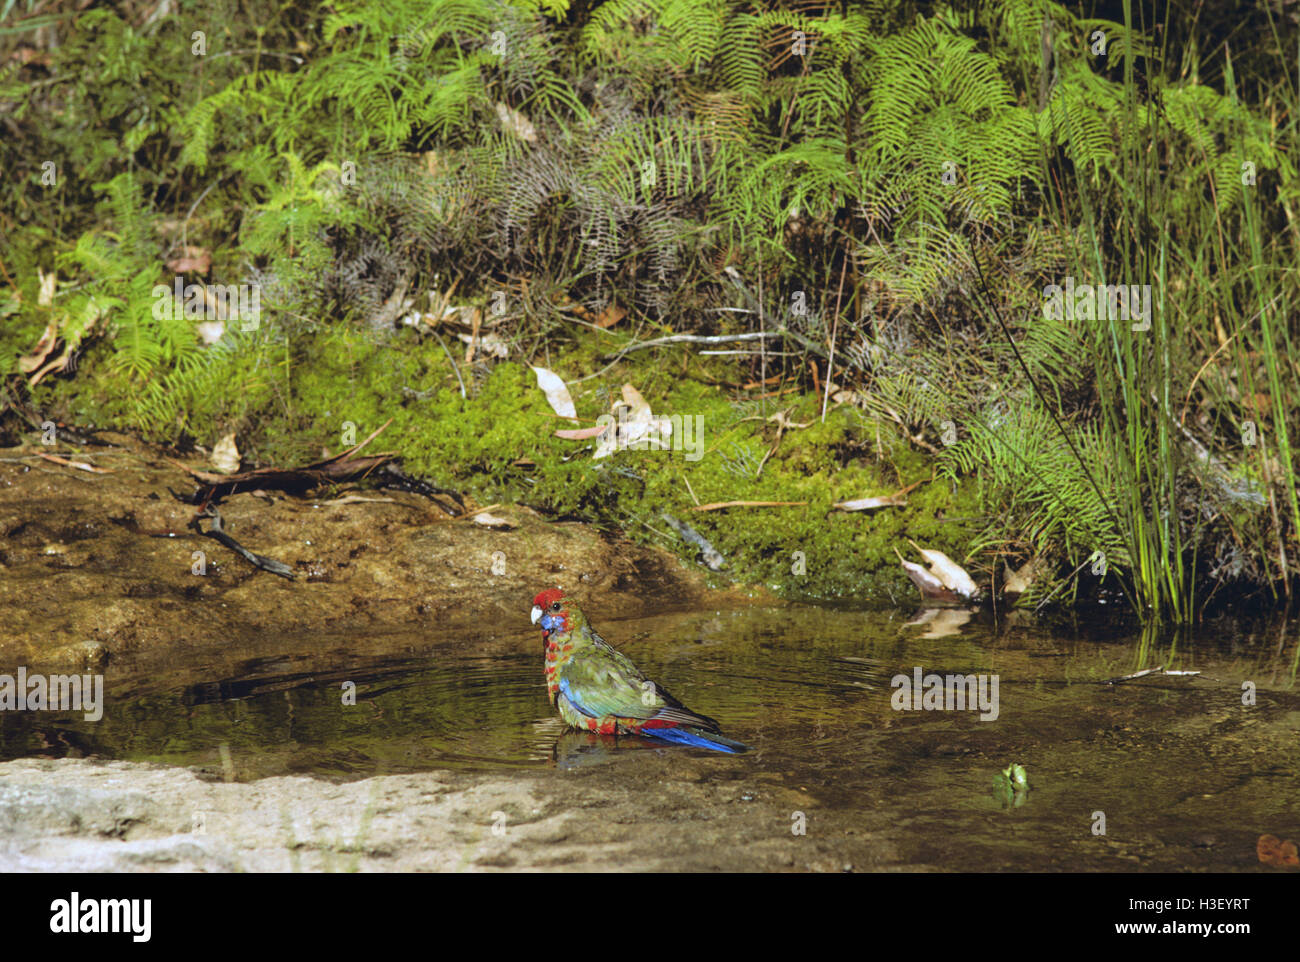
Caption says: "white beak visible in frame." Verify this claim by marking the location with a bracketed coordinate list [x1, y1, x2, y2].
[530, 605, 542, 625]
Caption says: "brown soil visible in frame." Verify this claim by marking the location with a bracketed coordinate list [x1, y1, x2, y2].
[0, 433, 752, 686]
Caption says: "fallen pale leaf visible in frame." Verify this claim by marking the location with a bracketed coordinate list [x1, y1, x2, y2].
[834, 495, 906, 511]
[22, 294, 103, 384]
[472, 512, 513, 529]
[621, 383, 651, 416]
[895, 545, 977, 606]
[27, 349, 77, 385]
[1003, 555, 1050, 595]
[834, 479, 922, 511]
[458, 331, 508, 359]
[496, 102, 537, 142]
[197, 320, 226, 345]
[897, 556, 948, 595]
[210, 432, 242, 474]
[594, 383, 672, 458]
[832, 496, 904, 512]
[661, 511, 725, 570]
[37, 269, 57, 307]
[908, 538, 978, 597]
[532, 367, 577, 422]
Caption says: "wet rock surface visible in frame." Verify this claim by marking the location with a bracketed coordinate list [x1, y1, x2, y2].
[0, 757, 862, 872]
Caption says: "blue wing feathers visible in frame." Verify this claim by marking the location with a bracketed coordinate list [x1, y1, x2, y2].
[557, 677, 597, 717]
[644, 727, 749, 754]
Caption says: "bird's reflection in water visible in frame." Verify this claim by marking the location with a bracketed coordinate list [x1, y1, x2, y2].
[549, 731, 661, 770]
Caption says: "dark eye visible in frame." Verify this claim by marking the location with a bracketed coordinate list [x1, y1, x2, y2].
[551, 602, 561, 611]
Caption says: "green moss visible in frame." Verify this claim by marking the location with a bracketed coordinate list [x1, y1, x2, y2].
[384, 327, 969, 600]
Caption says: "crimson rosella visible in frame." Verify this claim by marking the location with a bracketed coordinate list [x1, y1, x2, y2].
[530, 588, 748, 753]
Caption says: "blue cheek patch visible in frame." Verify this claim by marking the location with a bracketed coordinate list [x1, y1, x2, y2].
[540, 611, 565, 633]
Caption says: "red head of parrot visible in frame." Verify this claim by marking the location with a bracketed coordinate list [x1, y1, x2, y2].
[530, 587, 569, 637]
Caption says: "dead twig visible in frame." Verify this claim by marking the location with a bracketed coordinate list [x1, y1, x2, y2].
[169, 418, 397, 503]
[691, 500, 808, 511]
[755, 407, 809, 480]
[602, 331, 779, 358]
[1104, 665, 1202, 685]
[36, 452, 113, 474]
[189, 504, 295, 579]
[450, 503, 503, 522]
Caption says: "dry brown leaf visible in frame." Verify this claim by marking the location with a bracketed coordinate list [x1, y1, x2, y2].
[554, 425, 606, 440]
[595, 302, 627, 328]
[1282, 840, 1300, 867]
[17, 320, 60, 374]
[166, 246, 212, 274]
[11, 47, 51, 67]
[1003, 555, 1050, 595]
[1257, 834, 1300, 867]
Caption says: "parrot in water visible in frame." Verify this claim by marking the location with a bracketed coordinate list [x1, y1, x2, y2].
[529, 588, 748, 754]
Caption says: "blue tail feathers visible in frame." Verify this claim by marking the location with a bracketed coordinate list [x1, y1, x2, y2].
[644, 726, 749, 754]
